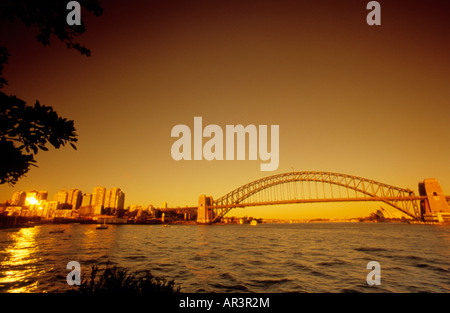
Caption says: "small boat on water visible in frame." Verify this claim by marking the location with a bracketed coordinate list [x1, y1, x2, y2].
[250, 220, 257, 226]
[49, 229, 65, 234]
[2, 228, 20, 232]
[96, 218, 108, 229]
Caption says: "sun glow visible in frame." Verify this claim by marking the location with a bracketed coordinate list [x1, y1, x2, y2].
[25, 195, 39, 206]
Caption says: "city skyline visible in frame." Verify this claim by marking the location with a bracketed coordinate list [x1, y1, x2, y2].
[1, 0, 449, 219]
[2, 174, 446, 221]
[7, 186, 125, 208]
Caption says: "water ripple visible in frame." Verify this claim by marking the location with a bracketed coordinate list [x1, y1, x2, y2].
[0, 223, 449, 292]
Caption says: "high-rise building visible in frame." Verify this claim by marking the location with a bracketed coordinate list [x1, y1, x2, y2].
[40, 200, 59, 218]
[26, 190, 38, 199]
[67, 189, 83, 210]
[25, 190, 41, 206]
[105, 187, 125, 213]
[10, 191, 27, 206]
[81, 193, 92, 207]
[92, 187, 106, 207]
[37, 191, 48, 201]
[53, 189, 68, 203]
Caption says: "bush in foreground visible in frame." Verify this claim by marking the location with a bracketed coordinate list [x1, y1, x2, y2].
[71, 264, 180, 294]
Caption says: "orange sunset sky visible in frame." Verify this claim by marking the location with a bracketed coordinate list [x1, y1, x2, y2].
[1, 0, 449, 219]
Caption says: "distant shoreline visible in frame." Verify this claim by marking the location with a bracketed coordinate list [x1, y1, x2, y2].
[1, 216, 448, 229]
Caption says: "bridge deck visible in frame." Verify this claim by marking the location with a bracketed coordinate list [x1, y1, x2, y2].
[163, 196, 440, 211]
[207, 196, 428, 209]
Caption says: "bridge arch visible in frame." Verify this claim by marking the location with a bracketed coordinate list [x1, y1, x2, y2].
[211, 172, 419, 222]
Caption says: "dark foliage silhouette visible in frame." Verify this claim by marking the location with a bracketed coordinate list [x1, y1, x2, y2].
[0, 0, 103, 57]
[0, 92, 78, 185]
[70, 264, 180, 294]
[0, 0, 103, 185]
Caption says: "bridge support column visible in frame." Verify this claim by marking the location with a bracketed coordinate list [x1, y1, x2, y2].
[419, 179, 450, 223]
[197, 195, 214, 224]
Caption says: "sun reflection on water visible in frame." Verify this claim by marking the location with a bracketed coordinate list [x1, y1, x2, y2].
[0, 227, 42, 293]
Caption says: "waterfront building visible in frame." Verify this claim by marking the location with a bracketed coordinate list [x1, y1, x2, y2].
[54, 208, 75, 219]
[67, 189, 83, 210]
[53, 189, 68, 204]
[91, 187, 106, 207]
[81, 193, 92, 207]
[4, 206, 23, 216]
[128, 205, 138, 212]
[79, 205, 96, 217]
[105, 187, 125, 214]
[37, 191, 48, 201]
[94, 205, 103, 215]
[25, 190, 39, 204]
[10, 191, 27, 206]
[24, 190, 44, 211]
[135, 209, 147, 223]
[40, 200, 60, 218]
[95, 215, 127, 224]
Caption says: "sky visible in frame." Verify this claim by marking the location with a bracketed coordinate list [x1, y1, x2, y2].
[1, 0, 449, 219]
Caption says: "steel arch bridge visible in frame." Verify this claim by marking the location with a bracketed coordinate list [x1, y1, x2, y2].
[210, 172, 421, 222]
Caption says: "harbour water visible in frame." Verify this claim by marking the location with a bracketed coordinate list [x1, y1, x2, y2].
[0, 222, 449, 293]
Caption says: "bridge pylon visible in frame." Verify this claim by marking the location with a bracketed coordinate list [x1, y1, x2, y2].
[197, 195, 214, 224]
[419, 179, 450, 223]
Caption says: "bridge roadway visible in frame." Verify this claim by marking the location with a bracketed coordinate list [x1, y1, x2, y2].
[161, 195, 447, 212]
